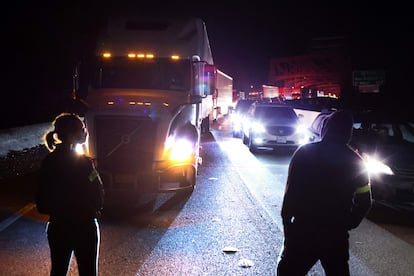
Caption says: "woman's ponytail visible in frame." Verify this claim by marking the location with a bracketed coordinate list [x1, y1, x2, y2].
[44, 131, 57, 152]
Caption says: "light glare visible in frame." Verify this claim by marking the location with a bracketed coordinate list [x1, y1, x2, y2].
[363, 154, 394, 175]
[170, 139, 193, 162]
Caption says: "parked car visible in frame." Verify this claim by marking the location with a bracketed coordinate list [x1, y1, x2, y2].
[351, 110, 414, 211]
[231, 99, 255, 138]
[242, 102, 309, 153]
[308, 109, 414, 211]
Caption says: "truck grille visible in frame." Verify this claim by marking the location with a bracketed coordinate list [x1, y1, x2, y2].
[94, 116, 157, 173]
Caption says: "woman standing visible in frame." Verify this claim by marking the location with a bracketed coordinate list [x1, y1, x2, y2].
[36, 113, 105, 276]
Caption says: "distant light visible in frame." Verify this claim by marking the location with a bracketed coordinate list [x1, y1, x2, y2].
[107, 101, 114, 105]
[171, 55, 180, 60]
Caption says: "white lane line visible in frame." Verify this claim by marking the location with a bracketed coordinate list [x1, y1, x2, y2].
[0, 202, 36, 232]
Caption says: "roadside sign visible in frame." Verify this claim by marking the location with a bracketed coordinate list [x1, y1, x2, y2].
[352, 70, 385, 86]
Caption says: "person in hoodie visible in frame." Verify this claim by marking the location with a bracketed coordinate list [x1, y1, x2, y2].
[276, 109, 372, 276]
[36, 113, 105, 276]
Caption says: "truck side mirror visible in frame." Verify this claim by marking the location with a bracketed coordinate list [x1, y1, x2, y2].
[204, 64, 216, 96]
[193, 62, 216, 98]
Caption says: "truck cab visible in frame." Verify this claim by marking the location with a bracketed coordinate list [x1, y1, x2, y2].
[73, 16, 218, 205]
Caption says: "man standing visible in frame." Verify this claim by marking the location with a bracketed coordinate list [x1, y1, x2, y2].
[277, 110, 372, 276]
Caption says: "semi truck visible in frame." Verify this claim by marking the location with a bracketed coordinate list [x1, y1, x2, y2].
[72, 16, 223, 202]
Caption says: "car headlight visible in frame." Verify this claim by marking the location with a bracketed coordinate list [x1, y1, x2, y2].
[296, 123, 306, 133]
[252, 122, 266, 133]
[232, 115, 242, 131]
[362, 153, 394, 175]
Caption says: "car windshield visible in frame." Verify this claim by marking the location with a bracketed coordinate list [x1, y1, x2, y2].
[90, 57, 191, 91]
[235, 100, 254, 114]
[353, 122, 414, 144]
[255, 106, 297, 120]
[352, 112, 414, 145]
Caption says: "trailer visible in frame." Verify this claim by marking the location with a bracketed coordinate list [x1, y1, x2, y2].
[213, 69, 234, 118]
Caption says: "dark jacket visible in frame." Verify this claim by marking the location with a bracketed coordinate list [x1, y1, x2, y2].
[36, 146, 105, 224]
[281, 110, 372, 237]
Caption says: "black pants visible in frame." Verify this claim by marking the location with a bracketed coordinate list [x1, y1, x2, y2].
[277, 233, 350, 276]
[46, 219, 100, 276]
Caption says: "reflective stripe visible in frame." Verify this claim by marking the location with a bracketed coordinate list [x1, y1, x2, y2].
[88, 169, 98, 182]
[355, 184, 371, 194]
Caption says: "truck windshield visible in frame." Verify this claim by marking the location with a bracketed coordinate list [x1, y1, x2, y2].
[91, 57, 191, 91]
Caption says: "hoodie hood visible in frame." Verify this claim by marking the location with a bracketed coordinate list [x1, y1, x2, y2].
[321, 110, 354, 144]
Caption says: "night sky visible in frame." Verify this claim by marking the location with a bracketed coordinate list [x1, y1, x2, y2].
[1, 1, 412, 128]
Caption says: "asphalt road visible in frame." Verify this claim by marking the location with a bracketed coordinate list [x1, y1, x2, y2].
[0, 115, 414, 275]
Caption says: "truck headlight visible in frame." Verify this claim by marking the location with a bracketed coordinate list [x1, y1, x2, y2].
[167, 138, 194, 162]
[74, 142, 89, 156]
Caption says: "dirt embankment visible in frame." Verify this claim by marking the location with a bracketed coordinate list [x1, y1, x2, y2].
[0, 123, 51, 181]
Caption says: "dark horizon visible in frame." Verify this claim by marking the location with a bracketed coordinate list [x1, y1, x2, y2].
[1, 2, 412, 128]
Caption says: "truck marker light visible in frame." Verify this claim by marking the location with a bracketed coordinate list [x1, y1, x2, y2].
[128, 53, 136, 58]
[137, 54, 145, 58]
[146, 54, 154, 58]
[102, 52, 112, 58]
[171, 55, 180, 60]
[128, 101, 136, 105]
[107, 101, 114, 105]
[163, 102, 169, 107]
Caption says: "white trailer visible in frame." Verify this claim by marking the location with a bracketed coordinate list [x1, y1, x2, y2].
[214, 69, 233, 117]
[262, 84, 279, 99]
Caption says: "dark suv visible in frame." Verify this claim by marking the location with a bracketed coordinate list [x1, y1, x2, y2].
[242, 102, 309, 152]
